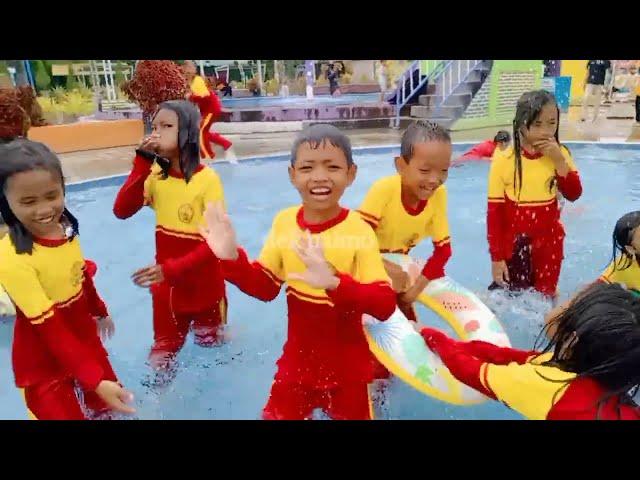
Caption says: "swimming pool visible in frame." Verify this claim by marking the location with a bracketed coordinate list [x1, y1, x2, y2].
[1, 142, 639, 420]
[221, 93, 381, 110]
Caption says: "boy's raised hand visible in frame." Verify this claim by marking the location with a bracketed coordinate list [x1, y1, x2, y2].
[287, 230, 339, 290]
[200, 201, 238, 260]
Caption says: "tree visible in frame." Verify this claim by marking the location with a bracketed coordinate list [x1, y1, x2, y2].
[66, 70, 79, 91]
[33, 60, 51, 92]
[120, 60, 187, 116]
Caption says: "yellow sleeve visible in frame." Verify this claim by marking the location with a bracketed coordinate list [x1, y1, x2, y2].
[560, 146, 578, 172]
[600, 260, 617, 283]
[191, 76, 210, 97]
[0, 257, 54, 324]
[488, 153, 506, 201]
[202, 170, 226, 211]
[143, 167, 158, 209]
[354, 221, 390, 284]
[357, 178, 393, 228]
[485, 361, 574, 420]
[427, 186, 450, 244]
[257, 214, 285, 282]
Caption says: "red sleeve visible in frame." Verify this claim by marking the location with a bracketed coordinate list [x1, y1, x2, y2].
[463, 140, 496, 159]
[420, 327, 496, 399]
[487, 201, 506, 262]
[221, 248, 282, 302]
[326, 273, 396, 321]
[556, 171, 582, 202]
[162, 243, 219, 285]
[457, 340, 538, 365]
[33, 310, 105, 391]
[113, 155, 153, 219]
[421, 242, 452, 280]
[83, 260, 108, 318]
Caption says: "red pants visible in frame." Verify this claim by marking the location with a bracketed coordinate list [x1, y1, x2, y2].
[506, 233, 564, 297]
[149, 284, 227, 368]
[200, 112, 232, 160]
[23, 356, 118, 420]
[262, 379, 373, 420]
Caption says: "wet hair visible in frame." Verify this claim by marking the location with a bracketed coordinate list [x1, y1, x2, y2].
[290, 124, 353, 167]
[494, 130, 511, 144]
[400, 120, 451, 162]
[512, 90, 563, 197]
[610, 211, 640, 272]
[155, 100, 201, 183]
[536, 282, 640, 419]
[0, 138, 79, 255]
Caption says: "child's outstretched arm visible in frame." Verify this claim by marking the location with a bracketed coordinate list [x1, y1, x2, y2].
[113, 141, 157, 219]
[202, 202, 282, 301]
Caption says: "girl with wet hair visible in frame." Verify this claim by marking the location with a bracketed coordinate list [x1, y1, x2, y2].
[113, 100, 228, 383]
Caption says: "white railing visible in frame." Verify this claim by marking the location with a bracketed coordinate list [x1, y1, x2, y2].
[436, 60, 483, 108]
[394, 60, 448, 127]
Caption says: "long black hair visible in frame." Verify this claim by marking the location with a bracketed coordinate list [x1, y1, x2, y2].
[512, 90, 562, 198]
[610, 211, 640, 273]
[0, 138, 78, 255]
[155, 100, 201, 183]
[536, 282, 640, 419]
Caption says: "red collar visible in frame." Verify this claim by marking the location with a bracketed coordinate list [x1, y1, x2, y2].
[296, 206, 349, 233]
[33, 236, 69, 247]
[400, 186, 428, 216]
[168, 164, 205, 179]
[521, 148, 543, 160]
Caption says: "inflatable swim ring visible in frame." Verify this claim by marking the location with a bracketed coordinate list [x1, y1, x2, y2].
[363, 253, 511, 405]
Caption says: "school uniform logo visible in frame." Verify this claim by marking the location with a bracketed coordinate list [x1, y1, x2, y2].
[178, 204, 195, 224]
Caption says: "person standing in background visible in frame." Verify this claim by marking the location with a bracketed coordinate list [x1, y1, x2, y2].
[580, 60, 611, 122]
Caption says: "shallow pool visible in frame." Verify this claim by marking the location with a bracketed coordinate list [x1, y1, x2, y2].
[221, 93, 381, 110]
[1, 142, 639, 420]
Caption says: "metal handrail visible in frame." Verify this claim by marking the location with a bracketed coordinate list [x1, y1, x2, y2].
[393, 60, 448, 127]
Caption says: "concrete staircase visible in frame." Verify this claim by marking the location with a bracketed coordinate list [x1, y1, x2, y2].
[410, 60, 493, 129]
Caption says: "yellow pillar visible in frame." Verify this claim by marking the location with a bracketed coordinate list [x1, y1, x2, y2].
[560, 60, 588, 103]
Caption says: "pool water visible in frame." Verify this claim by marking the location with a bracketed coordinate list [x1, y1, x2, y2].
[1, 143, 639, 420]
[221, 93, 381, 110]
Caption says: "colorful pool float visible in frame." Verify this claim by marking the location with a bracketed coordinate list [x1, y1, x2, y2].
[362, 253, 511, 405]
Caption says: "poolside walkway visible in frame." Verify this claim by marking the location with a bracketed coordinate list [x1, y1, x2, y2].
[59, 106, 639, 184]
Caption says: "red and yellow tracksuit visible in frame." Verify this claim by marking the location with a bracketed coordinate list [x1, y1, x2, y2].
[358, 175, 452, 379]
[487, 146, 582, 296]
[421, 327, 640, 420]
[113, 156, 227, 365]
[599, 256, 640, 292]
[221, 206, 396, 420]
[357, 175, 452, 318]
[0, 235, 117, 420]
[189, 75, 232, 160]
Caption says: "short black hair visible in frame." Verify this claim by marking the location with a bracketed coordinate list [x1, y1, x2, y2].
[494, 130, 511, 143]
[0, 138, 78, 254]
[400, 120, 451, 162]
[290, 124, 353, 166]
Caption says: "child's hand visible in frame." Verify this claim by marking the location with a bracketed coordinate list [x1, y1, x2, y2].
[399, 284, 421, 305]
[138, 134, 160, 154]
[95, 316, 115, 342]
[491, 260, 510, 287]
[132, 265, 164, 288]
[200, 201, 239, 260]
[533, 138, 565, 165]
[383, 259, 411, 292]
[95, 380, 136, 415]
[287, 230, 339, 290]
